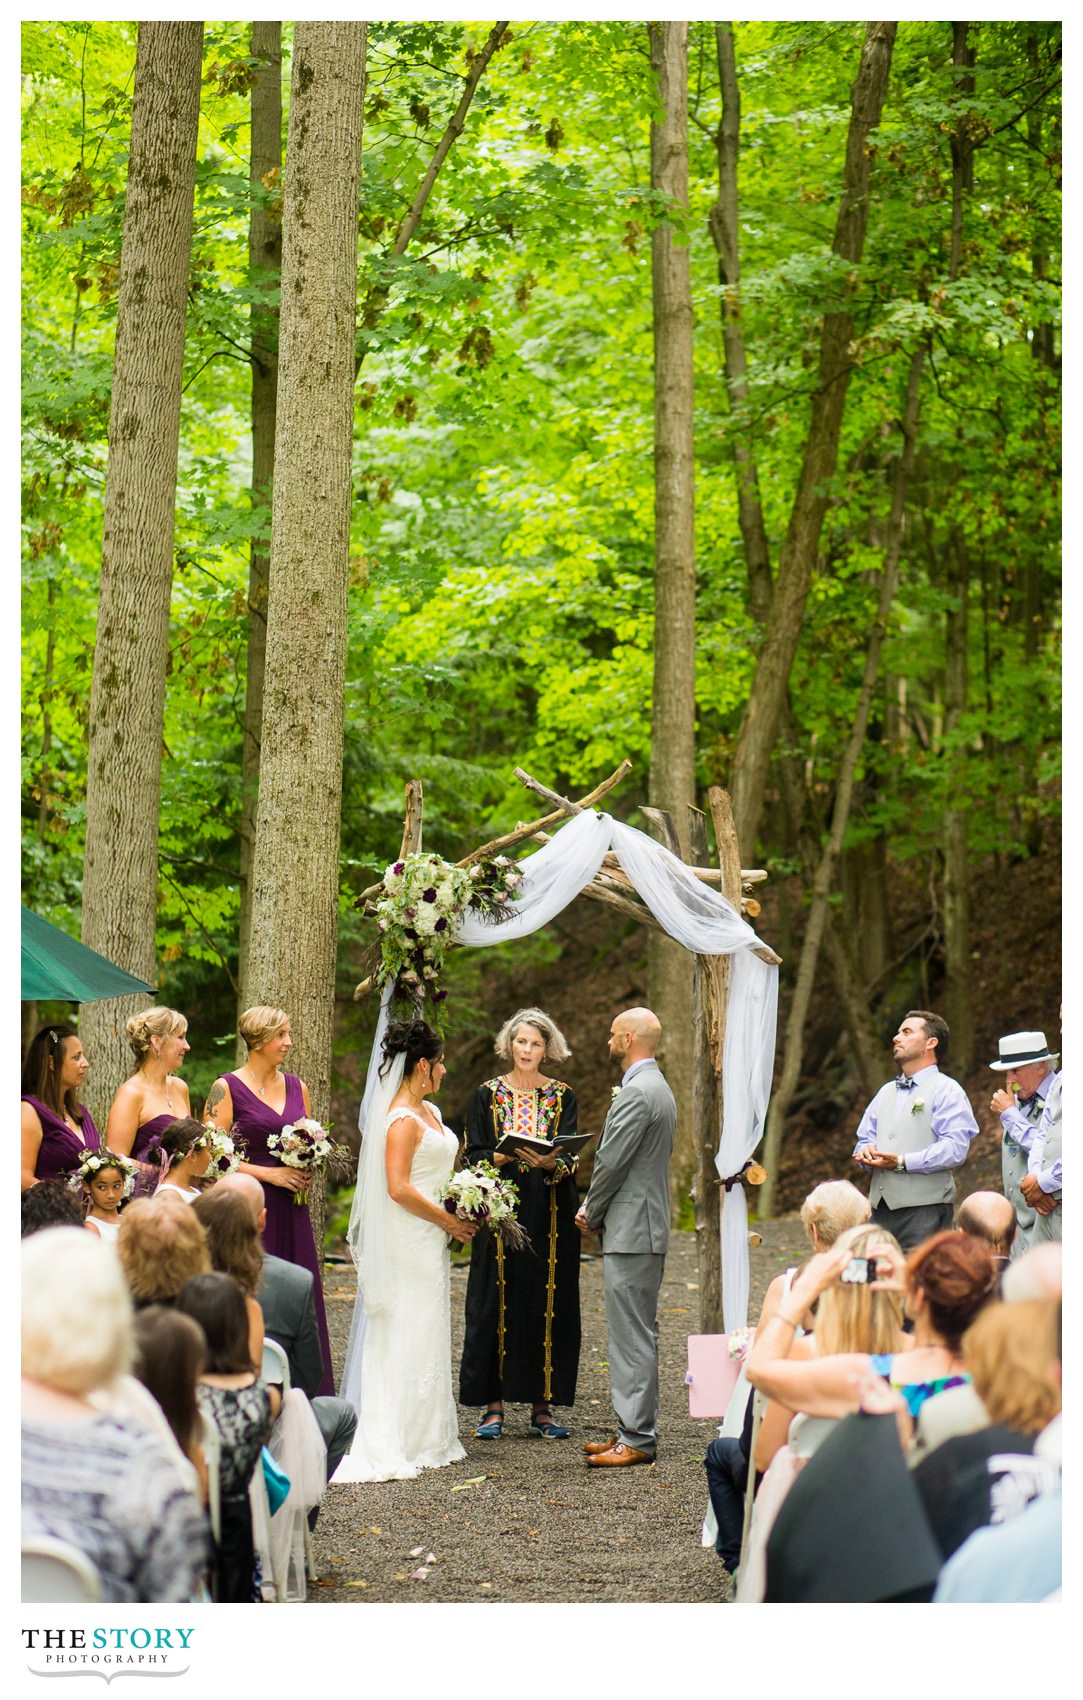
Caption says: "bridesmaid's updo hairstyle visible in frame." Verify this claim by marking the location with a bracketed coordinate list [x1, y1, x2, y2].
[238, 1005, 290, 1053]
[381, 1018, 443, 1079]
[494, 1007, 571, 1066]
[126, 1006, 187, 1062]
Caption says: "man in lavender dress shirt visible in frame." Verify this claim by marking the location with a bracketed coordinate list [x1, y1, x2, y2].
[853, 1010, 978, 1252]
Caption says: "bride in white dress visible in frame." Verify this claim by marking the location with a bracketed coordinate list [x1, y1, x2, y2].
[333, 1019, 477, 1482]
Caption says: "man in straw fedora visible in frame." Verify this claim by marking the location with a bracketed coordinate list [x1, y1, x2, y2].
[988, 1029, 1059, 1256]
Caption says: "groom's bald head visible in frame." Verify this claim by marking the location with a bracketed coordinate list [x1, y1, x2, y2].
[609, 1007, 662, 1070]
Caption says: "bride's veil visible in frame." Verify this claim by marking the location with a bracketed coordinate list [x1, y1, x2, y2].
[341, 999, 404, 1413]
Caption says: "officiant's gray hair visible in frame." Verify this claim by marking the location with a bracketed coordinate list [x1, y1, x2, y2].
[495, 1007, 571, 1065]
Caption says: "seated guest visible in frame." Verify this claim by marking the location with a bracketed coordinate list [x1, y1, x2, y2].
[955, 1190, 1016, 1268]
[214, 1172, 357, 1498]
[934, 1364, 1062, 1603]
[737, 1225, 908, 1601]
[704, 1178, 874, 1584]
[912, 1238, 1062, 1462]
[116, 1193, 210, 1307]
[758, 1178, 872, 1329]
[746, 1231, 997, 1428]
[913, 1298, 1061, 1561]
[175, 1273, 276, 1603]
[1001, 1240, 1061, 1303]
[21, 1177, 86, 1237]
[21, 1227, 207, 1602]
[131, 1306, 210, 1506]
[192, 1185, 266, 1368]
[154, 1117, 214, 1203]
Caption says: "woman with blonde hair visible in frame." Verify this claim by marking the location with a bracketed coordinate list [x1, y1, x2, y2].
[106, 1006, 191, 1171]
[458, 1006, 581, 1439]
[912, 1298, 1061, 1560]
[204, 1006, 333, 1396]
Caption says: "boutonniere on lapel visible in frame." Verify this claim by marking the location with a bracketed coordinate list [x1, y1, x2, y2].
[611, 1085, 621, 1102]
[911, 1099, 925, 1115]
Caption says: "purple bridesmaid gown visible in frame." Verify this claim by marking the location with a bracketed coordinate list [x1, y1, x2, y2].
[23, 1095, 101, 1181]
[226, 1072, 335, 1396]
[132, 1112, 175, 1166]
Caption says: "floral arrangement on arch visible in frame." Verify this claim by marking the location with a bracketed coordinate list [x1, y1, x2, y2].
[373, 850, 524, 1016]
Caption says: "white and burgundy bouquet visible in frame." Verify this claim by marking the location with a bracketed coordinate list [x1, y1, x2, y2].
[437, 1160, 531, 1251]
[199, 1122, 242, 1180]
[266, 1117, 349, 1204]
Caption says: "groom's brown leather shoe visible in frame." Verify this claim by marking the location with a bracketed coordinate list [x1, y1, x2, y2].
[582, 1437, 618, 1456]
[585, 1443, 653, 1467]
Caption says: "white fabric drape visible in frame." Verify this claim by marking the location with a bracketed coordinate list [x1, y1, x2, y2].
[351, 807, 778, 1331]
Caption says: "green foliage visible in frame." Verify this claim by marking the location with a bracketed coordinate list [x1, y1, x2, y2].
[22, 20, 1060, 1096]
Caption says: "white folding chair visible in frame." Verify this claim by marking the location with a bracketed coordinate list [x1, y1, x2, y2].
[22, 1537, 102, 1603]
[261, 1336, 318, 1584]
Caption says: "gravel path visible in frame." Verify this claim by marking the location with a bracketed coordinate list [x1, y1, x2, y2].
[307, 1219, 807, 1604]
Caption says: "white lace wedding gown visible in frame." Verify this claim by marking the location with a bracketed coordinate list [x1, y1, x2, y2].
[332, 1107, 466, 1483]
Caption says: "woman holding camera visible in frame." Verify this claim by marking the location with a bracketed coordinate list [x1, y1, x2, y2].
[747, 1229, 997, 1426]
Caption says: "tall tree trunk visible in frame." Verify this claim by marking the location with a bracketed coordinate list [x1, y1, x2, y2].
[80, 22, 204, 1116]
[709, 21, 773, 621]
[729, 22, 896, 856]
[645, 20, 696, 1217]
[237, 20, 283, 1030]
[245, 23, 366, 1256]
[759, 348, 925, 1218]
[943, 529, 973, 1073]
[941, 22, 975, 1073]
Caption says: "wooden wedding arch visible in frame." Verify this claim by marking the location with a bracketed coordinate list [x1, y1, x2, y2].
[353, 763, 781, 1333]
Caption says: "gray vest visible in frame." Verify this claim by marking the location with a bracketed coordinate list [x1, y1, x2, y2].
[1003, 1091, 1046, 1245]
[1030, 1074, 1062, 1241]
[868, 1075, 956, 1210]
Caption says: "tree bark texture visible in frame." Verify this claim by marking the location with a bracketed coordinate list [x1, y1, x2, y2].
[759, 347, 925, 1218]
[237, 20, 283, 1028]
[245, 23, 366, 1148]
[728, 22, 897, 857]
[646, 20, 696, 1215]
[80, 21, 204, 1115]
[943, 530, 973, 1074]
[709, 22, 773, 621]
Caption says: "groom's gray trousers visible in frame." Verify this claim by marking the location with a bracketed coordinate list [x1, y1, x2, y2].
[603, 1250, 666, 1457]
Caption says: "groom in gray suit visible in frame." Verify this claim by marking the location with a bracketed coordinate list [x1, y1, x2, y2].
[575, 1007, 676, 1467]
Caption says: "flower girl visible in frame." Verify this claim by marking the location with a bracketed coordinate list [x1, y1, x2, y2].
[73, 1148, 137, 1242]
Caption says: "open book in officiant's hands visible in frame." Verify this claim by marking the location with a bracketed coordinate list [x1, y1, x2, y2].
[494, 1131, 597, 1158]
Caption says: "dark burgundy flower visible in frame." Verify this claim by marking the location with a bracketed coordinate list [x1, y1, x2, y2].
[434, 916, 447, 932]
[404, 927, 418, 941]
[422, 886, 438, 903]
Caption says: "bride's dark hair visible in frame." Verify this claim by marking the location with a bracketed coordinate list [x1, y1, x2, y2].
[381, 1018, 443, 1078]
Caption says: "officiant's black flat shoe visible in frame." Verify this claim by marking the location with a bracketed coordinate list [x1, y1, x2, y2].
[476, 1408, 504, 1439]
[530, 1409, 570, 1439]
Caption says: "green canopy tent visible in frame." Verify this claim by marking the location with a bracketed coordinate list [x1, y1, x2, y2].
[21, 908, 156, 1003]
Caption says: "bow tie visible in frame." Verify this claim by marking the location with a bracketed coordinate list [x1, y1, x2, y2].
[895, 1076, 917, 1091]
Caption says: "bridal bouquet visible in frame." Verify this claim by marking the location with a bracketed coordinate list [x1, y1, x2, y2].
[437, 1160, 532, 1251]
[267, 1117, 348, 1204]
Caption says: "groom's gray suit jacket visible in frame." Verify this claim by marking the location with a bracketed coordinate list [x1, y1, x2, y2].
[583, 1060, 675, 1251]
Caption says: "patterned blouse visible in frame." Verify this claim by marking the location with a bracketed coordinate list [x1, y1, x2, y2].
[22, 1413, 208, 1602]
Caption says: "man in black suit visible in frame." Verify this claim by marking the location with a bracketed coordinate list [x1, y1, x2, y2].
[217, 1174, 357, 1494]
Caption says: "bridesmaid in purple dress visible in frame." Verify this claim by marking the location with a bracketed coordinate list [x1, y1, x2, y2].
[106, 1007, 192, 1182]
[21, 1023, 101, 1189]
[205, 1005, 334, 1396]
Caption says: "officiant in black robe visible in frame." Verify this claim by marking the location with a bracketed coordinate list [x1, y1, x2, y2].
[458, 1008, 583, 1438]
